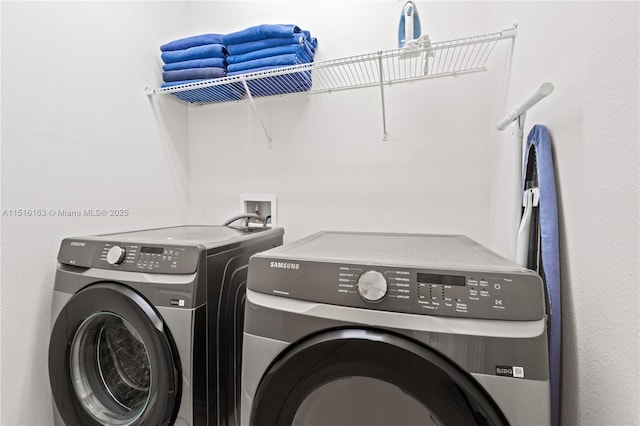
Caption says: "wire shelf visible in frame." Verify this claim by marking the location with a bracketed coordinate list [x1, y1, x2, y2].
[145, 26, 516, 105]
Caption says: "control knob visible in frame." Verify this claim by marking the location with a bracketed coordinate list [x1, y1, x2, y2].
[106, 246, 126, 265]
[357, 270, 388, 302]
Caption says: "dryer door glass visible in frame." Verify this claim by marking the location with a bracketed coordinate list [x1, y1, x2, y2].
[249, 329, 508, 426]
[293, 376, 441, 425]
[69, 312, 151, 425]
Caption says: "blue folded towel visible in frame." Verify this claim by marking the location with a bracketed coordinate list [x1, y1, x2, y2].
[227, 53, 311, 74]
[227, 33, 318, 57]
[161, 44, 227, 64]
[161, 80, 244, 103]
[163, 67, 226, 83]
[227, 43, 314, 65]
[303, 31, 318, 50]
[160, 33, 224, 52]
[163, 57, 226, 72]
[222, 24, 301, 46]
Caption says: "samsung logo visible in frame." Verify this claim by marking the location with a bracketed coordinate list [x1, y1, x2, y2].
[69, 241, 86, 247]
[270, 261, 300, 270]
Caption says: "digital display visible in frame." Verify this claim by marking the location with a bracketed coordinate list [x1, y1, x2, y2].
[417, 273, 466, 287]
[141, 246, 164, 254]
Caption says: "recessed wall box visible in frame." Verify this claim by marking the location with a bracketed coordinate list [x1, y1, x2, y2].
[239, 194, 277, 228]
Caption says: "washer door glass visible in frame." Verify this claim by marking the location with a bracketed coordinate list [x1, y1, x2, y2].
[70, 312, 151, 425]
[49, 283, 180, 426]
[249, 329, 508, 426]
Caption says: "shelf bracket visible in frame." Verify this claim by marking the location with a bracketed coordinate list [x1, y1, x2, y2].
[241, 78, 273, 146]
[377, 52, 389, 141]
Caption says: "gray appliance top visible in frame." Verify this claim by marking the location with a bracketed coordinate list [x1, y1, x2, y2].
[93, 225, 279, 248]
[57, 225, 284, 275]
[255, 231, 523, 272]
[248, 231, 544, 320]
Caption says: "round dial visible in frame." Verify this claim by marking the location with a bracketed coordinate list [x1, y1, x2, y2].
[106, 246, 126, 265]
[357, 270, 388, 302]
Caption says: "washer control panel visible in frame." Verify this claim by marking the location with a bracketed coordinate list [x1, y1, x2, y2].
[58, 238, 201, 274]
[336, 265, 538, 319]
[249, 258, 545, 321]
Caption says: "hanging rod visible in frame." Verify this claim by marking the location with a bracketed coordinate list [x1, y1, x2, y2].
[497, 82, 555, 130]
[496, 81, 554, 264]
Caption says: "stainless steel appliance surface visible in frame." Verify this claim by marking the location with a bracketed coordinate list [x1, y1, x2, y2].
[242, 231, 550, 426]
[48, 225, 283, 426]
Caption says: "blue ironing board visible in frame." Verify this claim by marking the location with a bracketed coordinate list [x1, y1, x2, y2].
[523, 124, 561, 426]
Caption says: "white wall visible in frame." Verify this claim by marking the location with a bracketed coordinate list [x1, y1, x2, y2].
[186, 1, 639, 426]
[1, 2, 189, 425]
[187, 1, 502, 246]
[486, 2, 639, 425]
[1, 1, 638, 425]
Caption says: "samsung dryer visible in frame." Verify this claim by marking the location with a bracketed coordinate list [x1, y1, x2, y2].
[242, 231, 550, 426]
[48, 225, 283, 426]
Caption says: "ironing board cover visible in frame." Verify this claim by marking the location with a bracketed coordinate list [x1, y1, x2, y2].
[524, 124, 561, 426]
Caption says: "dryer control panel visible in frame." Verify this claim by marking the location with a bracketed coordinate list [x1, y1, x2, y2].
[248, 258, 545, 321]
[58, 238, 201, 274]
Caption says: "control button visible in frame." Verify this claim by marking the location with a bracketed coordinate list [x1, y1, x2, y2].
[357, 271, 388, 303]
[493, 283, 501, 290]
[106, 246, 126, 265]
[492, 294, 507, 310]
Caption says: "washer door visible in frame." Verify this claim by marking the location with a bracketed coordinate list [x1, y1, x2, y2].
[250, 328, 509, 426]
[49, 282, 181, 426]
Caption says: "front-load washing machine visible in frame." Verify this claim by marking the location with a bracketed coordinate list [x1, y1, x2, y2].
[48, 225, 283, 426]
[242, 231, 550, 426]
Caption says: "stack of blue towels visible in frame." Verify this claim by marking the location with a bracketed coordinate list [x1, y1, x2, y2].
[158, 25, 318, 102]
[160, 33, 242, 102]
[222, 24, 318, 96]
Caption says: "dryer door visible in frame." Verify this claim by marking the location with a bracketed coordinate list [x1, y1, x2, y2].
[249, 328, 509, 426]
[48, 282, 181, 426]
